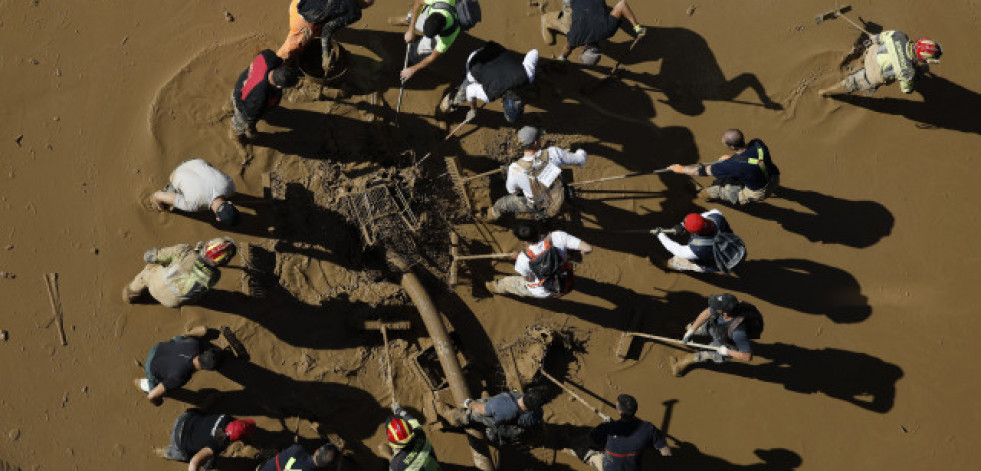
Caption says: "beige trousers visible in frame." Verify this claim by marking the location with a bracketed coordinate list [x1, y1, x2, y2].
[126, 264, 183, 308]
[488, 275, 537, 297]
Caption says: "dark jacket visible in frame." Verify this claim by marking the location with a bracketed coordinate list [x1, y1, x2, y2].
[468, 42, 530, 102]
[298, 0, 363, 38]
[233, 49, 283, 124]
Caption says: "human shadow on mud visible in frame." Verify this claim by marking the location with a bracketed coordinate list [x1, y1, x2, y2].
[735, 186, 894, 248]
[600, 26, 782, 115]
[164, 200, 271, 238]
[170, 357, 386, 467]
[830, 73, 981, 135]
[697, 342, 902, 413]
[690, 258, 872, 324]
[668, 443, 803, 470]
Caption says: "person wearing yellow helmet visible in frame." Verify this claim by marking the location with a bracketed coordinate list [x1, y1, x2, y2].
[123, 237, 236, 308]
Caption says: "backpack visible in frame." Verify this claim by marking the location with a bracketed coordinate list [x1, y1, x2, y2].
[433, 0, 481, 31]
[525, 237, 574, 297]
[712, 232, 746, 274]
[727, 302, 765, 339]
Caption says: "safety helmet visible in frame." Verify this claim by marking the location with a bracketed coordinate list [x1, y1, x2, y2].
[683, 213, 715, 235]
[386, 417, 415, 446]
[913, 38, 942, 64]
[202, 237, 236, 267]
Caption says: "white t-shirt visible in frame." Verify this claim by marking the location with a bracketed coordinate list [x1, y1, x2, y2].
[465, 49, 539, 102]
[169, 159, 235, 212]
[505, 147, 588, 201]
[514, 231, 582, 297]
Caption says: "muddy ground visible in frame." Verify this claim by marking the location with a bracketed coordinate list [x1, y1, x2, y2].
[1, 0, 980, 469]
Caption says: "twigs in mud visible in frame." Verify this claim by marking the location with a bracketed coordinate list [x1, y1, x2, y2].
[43, 272, 67, 346]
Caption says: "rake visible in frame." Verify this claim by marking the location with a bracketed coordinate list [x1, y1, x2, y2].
[445, 156, 501, 214]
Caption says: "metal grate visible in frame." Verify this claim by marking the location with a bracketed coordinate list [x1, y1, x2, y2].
[340, 182, 422, 267]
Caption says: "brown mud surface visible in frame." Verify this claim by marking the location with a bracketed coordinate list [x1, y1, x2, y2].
[2, 0, 980, 469]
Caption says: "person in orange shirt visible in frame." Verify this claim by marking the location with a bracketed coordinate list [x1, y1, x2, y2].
[276, 0, 375, 68]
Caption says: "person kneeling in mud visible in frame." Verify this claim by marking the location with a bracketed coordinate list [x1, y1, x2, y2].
[123, 237, 236, 308]
[440, 41, 539, 125]
[156, 409, 255, 470]
[671, 293, 763, 377]
[448, 389, 546, 446]
[486, 223, 593, 298]
[668, 129, 780, 205]
[653, 209, 745, 274]
[229, 49, 300, 145]
[486, 126, 587, 222]
[134, 327, 222, 407]
[542, 0, 647, 66]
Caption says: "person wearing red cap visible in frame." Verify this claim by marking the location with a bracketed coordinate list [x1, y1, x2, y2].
[671, 293, 763, 376]
[156, 409, 255, 470]
[818, 22, 942, 96]
[382, 407, 440, 471]
[654, 209, 743, 273]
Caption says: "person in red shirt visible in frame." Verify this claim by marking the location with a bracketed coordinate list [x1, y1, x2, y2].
[229, 49, 299, 144]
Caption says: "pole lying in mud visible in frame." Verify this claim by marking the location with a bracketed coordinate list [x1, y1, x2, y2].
[397, 266, 496, 471]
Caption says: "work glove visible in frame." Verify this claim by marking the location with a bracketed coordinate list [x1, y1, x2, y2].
[650, 228, 662, 235]
[465, 108, 477, 123]
[671, 223, 686, 235]
[143, 248, 158, 263]
[668, 164, 685, 174]
[681, 329, 694, 344]
[717, 346, 730, 357]
[463, 398, 473, 409]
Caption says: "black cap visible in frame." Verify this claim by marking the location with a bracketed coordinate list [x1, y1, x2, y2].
[522, 389, 544, 410]
[423, 14, 446, 38]
[215, 201, 240, 227]
[617, 394, 638, 416]
[708, 293, 737, 313]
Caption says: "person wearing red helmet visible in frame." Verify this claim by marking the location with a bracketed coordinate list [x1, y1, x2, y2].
[818, 23, 942, 96]
[123, 237, 236, 308]
[654, 209, 744, 273]
[155, 409, 255, 470]
[383, 407, 440, 471]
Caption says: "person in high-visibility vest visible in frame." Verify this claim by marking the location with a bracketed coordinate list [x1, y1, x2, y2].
[384, 408, 440, 471]
[668, 129, 780, 205]
[818, 25, 942, 96]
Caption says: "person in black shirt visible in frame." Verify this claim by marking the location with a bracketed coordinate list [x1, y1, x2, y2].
[134, 329, 223, 406]
[668, 129, 781, 205]
[229, 49, 300, 144]
[156, 409, 255, 470]
[257, 442, 339, 471]
[672, 293, 758, 377]
[541, 0, 647, 65]
[583, 394, 671, 470]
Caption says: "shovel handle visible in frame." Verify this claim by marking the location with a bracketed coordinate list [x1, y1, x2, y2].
[453, 252, 517, 261]
[625, 332, 719, 351]
[539, 369, 611, 422]
[569, 168, 671, 187]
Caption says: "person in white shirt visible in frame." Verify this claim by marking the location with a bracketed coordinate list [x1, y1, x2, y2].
[151, 159, 239, 227]
[439, 41, 539, 124]
[486, 222, 593, 298]
[486, 126, 587, 222]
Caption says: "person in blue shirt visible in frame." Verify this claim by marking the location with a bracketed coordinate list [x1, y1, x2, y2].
[457, 388, 545, 445]
[668, 129, 780, 205]
[672, 293, 757, 376]
[582, 394, 671, 470]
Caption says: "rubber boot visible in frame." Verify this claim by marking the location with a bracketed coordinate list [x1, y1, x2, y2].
[541, 16, 556, 45]
[670, 353, 701, 377]
[485, 206, 501, 222]
[122, 285, 141, 304]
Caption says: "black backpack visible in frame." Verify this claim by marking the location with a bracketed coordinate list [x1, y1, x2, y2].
[433, 0, 482, 31]
[727, 302, 764, 340]
[525, 237, 574, 297]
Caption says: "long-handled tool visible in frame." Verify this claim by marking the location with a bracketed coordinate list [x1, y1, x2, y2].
[361, 319, 413, 412]
[396, 44, 410, 126]
[539, 369, 611, 422]
[445, 156, 501, 214]
[415, 115, 476, 168]
[448, 232, 517, 285]
[568, 167, 673, 188]
[615, 332, 720, 361]
[581, 31, 647, 94]
[814, 5, 853, 26]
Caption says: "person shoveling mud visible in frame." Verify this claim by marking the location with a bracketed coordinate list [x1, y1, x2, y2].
[486, 222, 593, 298]
[671, 293, 764, 377]
[653, 210, 745, 274]
[816, 8, 942, 96]
[123, 237, 236, 308]
[485, 126, 588, 222]
[439, 41, 538, 125]
[541, 0, 647, 65]
[668, 129, 781, 206]
[151, 158, 239, 227]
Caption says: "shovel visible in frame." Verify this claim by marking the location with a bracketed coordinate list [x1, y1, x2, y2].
[581, 31, 647, 95]
[568, 167, 673, 188]
[396, 44, 410, 126]
[539, 369, 611, 422]
[615, 332, 720, 361]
